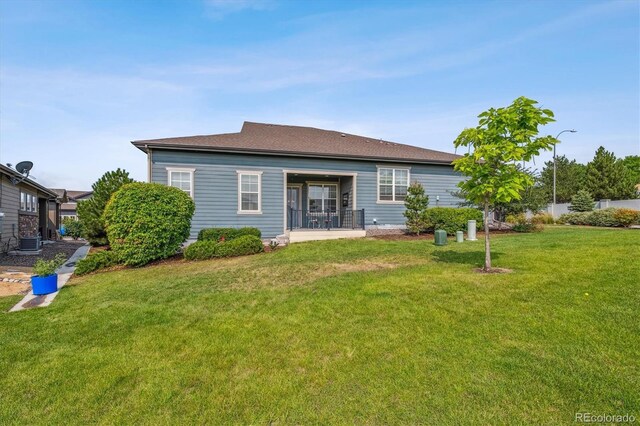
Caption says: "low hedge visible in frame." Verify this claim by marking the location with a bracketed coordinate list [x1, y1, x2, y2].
[613, 208, 640, 227]
[75, 250, 120, 275]
[423, 207, 483, 235]
[185, 235, 264, 261]
[197, 227, 261, 242]
[558, 208, 640, 227]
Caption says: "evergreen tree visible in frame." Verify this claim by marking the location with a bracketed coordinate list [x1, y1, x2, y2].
[621, 155, 640, 186]
[585, 147, 636, 200]
[77, 168, 135, 246]
[403, 182, 430, 234]
[568, 189, 595, 212]
[539, 155, 586, 203]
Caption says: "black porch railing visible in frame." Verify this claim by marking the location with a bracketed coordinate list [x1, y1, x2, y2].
[288, 208, 365, 231]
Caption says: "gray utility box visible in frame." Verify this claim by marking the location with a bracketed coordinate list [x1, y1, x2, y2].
[434, 229, 448, 246]
[19, 236, 41, 251]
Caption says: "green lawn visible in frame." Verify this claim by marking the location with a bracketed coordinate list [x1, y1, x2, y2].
[1, 227, 638, 424]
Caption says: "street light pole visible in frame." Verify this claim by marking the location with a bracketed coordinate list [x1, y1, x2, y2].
[553, 129, 577, 209]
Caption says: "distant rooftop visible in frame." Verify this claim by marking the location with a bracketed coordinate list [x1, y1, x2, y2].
[132, 121, 461, 164]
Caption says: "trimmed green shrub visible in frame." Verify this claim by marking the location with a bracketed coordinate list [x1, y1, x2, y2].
[587, 208, 620, 227]
[558, 208, 640, 227]
[184, 235, 264, 261]
[75, 250, 119, 275]
[183, 240, 218, 261]
[77, 168, 134, 246]
[216, 235, 264, 258]
[62, 217, 83, 240]
[103, 183, 195, 267]
[613, 208, 640, 227]
[568, 190, 595, 212]
[558, 211, 590, 225]
[423, 207, 483, 235]
[403, 182, 430, 235]
[197, 227, 261, 242]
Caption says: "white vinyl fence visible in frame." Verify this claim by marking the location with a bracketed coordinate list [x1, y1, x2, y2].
[547, 199, 640, 218]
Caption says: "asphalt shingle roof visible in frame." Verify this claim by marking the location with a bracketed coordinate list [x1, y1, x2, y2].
[132, 122, 460, 164]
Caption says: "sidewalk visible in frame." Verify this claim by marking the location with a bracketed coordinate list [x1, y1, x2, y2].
[8, 244, 91, 312]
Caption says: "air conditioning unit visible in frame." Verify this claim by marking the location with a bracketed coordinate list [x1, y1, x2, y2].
[19, 236, 41, 251]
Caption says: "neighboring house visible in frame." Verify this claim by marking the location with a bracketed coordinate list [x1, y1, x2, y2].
[0, 164, 62, 251]
[132, 122, 463, 242]
[50, 190, 93, 220]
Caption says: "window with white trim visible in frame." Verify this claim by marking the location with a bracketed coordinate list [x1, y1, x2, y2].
[20, 190, 38, 212]
[237, 171, 262, 213]
[167, 168, 195, 197]
[378, 168, 409, 202]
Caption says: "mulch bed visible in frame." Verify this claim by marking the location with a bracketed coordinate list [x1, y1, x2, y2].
[0, 240, 86, 268]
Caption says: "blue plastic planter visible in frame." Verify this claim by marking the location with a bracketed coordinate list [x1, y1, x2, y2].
[31, 274, 58, 295]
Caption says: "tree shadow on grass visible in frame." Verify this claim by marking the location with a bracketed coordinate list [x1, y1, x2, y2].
[431, 250, 503, 267]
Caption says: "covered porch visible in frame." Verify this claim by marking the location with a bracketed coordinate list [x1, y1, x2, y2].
[283, 170, 366, 241]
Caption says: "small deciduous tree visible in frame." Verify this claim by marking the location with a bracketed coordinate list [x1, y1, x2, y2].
[77, 168, 134, 246]
[403, 182, 430, 234]
[568, 189, 595, 212]
[453, 97, 557, 271]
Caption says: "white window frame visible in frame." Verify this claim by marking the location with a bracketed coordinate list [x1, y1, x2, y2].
[20, 190, 38, 212]
[377, 166, 410, 204]
[237, 170, 263, 214]
[166, 167, 195, 198]
[306, 182, 339, 212]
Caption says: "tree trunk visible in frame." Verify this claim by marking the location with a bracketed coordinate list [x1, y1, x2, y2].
[484, 201, 491, 271]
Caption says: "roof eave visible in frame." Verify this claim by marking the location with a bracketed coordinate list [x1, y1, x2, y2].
[0, 165, 59, 199]
[136, 143, 457, 166]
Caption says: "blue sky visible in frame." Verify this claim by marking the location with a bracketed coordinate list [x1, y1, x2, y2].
[1, 0, 638, 188]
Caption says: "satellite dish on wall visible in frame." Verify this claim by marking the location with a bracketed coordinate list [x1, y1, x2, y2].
[10, 160, 34, 185]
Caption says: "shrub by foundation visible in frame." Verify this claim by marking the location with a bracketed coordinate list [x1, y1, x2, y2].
[103, 183, 195, 267]
[197, 227, 261, 242]
[75, 250, 120, 275]
[423, 207, 483, 235]
[185, 235, 264, 261]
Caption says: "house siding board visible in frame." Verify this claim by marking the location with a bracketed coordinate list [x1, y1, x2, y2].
[152, 149, 463, 238]
[1, 175, 20, 242]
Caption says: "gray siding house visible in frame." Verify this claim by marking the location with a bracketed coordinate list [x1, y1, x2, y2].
[1, 164, 62, 252]
[132, 122, 463, 242]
